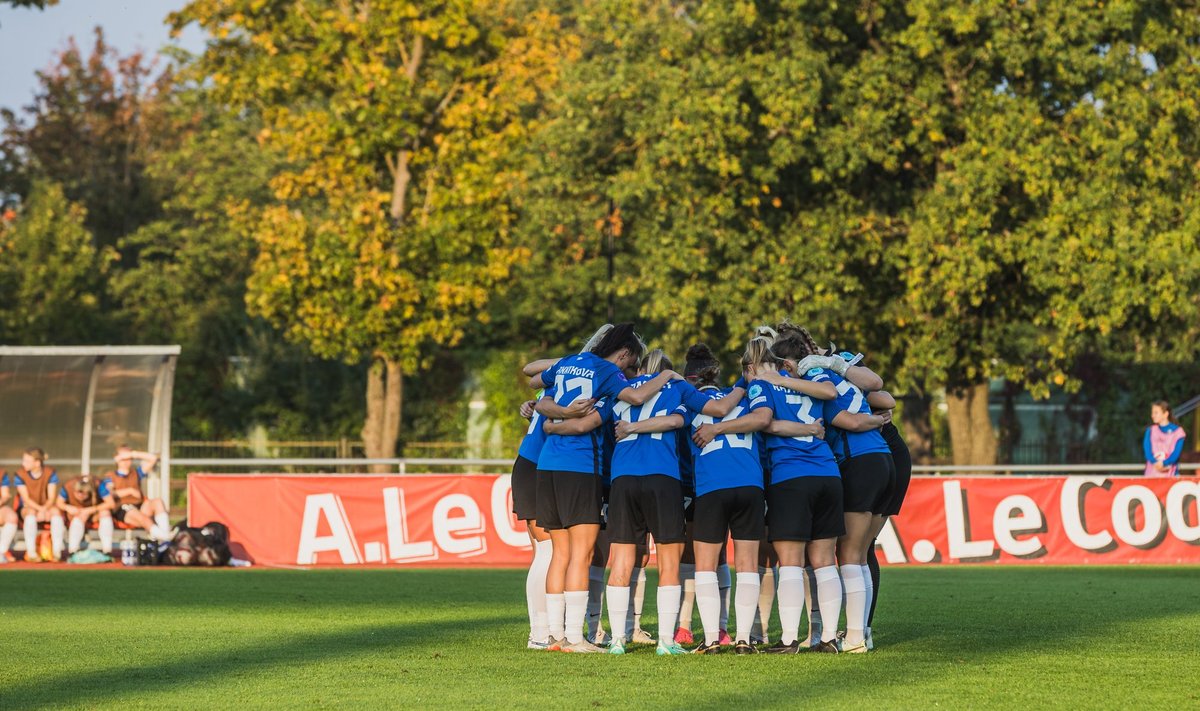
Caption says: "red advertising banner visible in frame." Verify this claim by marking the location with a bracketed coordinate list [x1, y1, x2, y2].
[188, 474, 1200, 568]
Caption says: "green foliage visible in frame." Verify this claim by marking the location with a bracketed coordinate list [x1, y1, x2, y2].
[171, 0, 572, 371]
[0, 180, 113, 343]
[0, 28, 169, 251]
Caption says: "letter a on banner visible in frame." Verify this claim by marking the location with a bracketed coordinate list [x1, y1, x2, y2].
[297, 494, 362, 565]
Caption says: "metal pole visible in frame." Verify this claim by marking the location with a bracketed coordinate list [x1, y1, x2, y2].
[606, 197, 615, 322]
[79, 356, 104, 476]
[158, 354, 177, 516]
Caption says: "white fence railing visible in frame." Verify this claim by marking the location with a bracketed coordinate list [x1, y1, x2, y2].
[170, 458, 1200, 476]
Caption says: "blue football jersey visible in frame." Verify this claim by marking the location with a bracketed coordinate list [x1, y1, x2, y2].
[611, 376, 689, 480]
[536, 353, 628, 474]
[683, 386, 768, 497]
[751, 377, 840, 482]
[517, 387, 555, 463]
[809, 369, 890, 462]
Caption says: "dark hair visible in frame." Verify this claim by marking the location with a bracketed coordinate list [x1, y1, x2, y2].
[1151, 400, 1177, 425]
[592, 322, 645, 362]
[775, 320, 819, 358]
[684, 343, 721, 387]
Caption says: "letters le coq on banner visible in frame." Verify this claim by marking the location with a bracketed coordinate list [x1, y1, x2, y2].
[187, 474, 1200, 567]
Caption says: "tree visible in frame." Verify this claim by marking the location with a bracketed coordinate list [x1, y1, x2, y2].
[0, 28, 170, 251]
[0, 180, 112, 344]
[172, 0, 574, 464]
[515, 1, 1200, 465]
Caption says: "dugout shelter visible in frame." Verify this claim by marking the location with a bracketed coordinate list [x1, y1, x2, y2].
[0, 346, 179, 502]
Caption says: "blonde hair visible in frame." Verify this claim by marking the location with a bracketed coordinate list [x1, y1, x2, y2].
[754, 325, 778, 344]
[640, 349, 673, 375]
[741, 336, 782, 370]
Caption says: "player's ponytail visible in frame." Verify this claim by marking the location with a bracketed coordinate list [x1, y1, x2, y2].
[684, 343, 721, 387]
[741, 336, 783, 370]
[581, 324, 614, 354]
[641, 349, 673, 375]
[776, 320, 819, 357]
[593, 323, 646, 363]
[754, 324, 778, 344]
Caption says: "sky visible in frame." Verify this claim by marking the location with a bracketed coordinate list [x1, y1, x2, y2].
[0, 0, 208, 116]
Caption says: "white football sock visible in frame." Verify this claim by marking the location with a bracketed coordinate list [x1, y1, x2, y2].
[68, 518, 86, 554]
[815, 565, 843, 644]
[526, 540, 552, 641]
[777, 566, 805, 645]
[564, 590, 589, 645]
[606, 584, 630, 643]
[734, 572, 761, 643]
[753, 566, 776, 642]
[23, 515, 37, 555]
[678, 563, 696, 631]
[803, 566, 821, 644]
[657, 585, 681, 645]
[154, 512, 170, 532]
[695, 571, 721, 645]
[546, 593, 566, 641]
[98, 517, 114, 553]
[840, 564, 866, 645]
[717, 563, 732, 632]
[50, 516, 65, 559]
[629, 567, 646, 637]
[860, 563, 874, 635]
[0, 522, 16, 554]
[587, 565, 606, 640]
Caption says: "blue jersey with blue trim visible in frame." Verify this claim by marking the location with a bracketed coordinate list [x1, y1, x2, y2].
[751, 376, 840, 482]
[536, 353, 629, 474]
[611, 376, 689, 480]
[682, 385, 768, 496]
[517, 387, 555, 463]
[809, 369, 890, 462]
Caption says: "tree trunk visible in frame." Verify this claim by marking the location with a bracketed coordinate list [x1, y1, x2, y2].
[945, 381, 998, 466]
[362, 356, 404, 473]
[899, 394, 934, 465]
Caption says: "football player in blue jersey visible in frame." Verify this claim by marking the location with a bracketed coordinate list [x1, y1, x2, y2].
[602, 348, 694, 656]
[746, 331, 848, 653]
[514, 325, 613, 650]
[673, 344, 745, 647]
[683, 337, 776, 654]
[525, 324, 684, 653]
[756, 324, 891, 653]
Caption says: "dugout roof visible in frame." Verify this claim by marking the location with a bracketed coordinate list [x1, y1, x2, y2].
[0, 346, 179, 499]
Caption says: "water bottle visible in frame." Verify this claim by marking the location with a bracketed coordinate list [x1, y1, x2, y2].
[120, 536, 136, 566]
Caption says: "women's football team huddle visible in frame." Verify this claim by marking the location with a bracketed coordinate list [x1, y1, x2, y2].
[509, 322, 911, 655]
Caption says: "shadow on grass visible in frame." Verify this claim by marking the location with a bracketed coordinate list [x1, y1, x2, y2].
[0, 611, 516, 710]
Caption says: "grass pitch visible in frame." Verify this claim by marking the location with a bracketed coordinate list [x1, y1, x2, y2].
[1, 566, 1197, 709]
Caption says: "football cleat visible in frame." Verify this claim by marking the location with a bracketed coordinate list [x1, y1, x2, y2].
[589, 627, 609, 646]
[693, 641, 722, 655]
[546, 636, 564, 651]
[674, 627, 694, 645]
[764, 640, 803, 655]
[656, 641, 688, 656]
[608, 638, 626, 655]
[561, 639, 605, 654]
[842, 638, 868, 654]
[527, 637, 554, 650]
[734, 640, 759, 655]
[718, 629, 733, 646]
[813, 640, 841, 654]
[630, 628, 655, 645]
